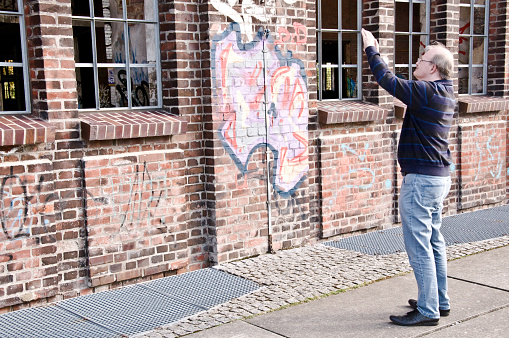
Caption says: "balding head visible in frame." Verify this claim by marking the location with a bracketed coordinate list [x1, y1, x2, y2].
[425, 42, 454, 80]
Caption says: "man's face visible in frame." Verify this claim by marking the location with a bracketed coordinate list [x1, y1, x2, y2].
[413, 49, 437, 80]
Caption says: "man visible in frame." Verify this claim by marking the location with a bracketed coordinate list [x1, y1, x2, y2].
[361, 28, 455, 326]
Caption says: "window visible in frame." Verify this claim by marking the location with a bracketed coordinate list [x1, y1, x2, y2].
[458, 0, 489, 95]
[72, 0, 161, 110]
[316, 0, 362, 100]
[0, 0, 29, 113]
[394, 0, 430, 80]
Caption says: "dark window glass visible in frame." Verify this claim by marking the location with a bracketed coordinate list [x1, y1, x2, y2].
[0, 14, 27, 113]
[72, 0, 160, 110]
[317, 0, 361, 100]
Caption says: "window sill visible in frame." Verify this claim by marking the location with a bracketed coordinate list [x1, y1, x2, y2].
[80, 110, 187, 141]
[458, 96, 509, 114]
[317, 101, 387, 124]
[0, 115, 55, 147]
[393, 99, 406, 119]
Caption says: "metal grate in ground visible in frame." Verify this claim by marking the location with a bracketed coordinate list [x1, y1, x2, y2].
[325, 205, 509, 255]
[0, 303, 116, 338]
[144, 267, 262, 310]
[0, 268, 260, 337]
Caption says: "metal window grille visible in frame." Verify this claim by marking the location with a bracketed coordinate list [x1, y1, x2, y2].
[394, 0, 430, 81]
[316, 0, 362, 101]
[72, 0, 162, 110]
[0, 0, 30, 114]
[458, 0, 489, 95]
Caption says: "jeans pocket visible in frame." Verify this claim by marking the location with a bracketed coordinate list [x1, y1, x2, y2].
[421, 184, 445, 208]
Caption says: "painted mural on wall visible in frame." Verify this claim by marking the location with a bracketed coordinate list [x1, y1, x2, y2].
[211, 23, 309, 197]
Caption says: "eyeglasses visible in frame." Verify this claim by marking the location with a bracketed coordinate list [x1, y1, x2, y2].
[417, 57, 434, 64]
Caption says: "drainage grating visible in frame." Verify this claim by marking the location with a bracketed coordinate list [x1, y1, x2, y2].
[324, 205, 509, 255]
[0, 304, 115, 338]
[57, 284, 204, 336]
[0, 268, 260, 337]
[144, 267, 261, 310]
[325, 227, 406, 255]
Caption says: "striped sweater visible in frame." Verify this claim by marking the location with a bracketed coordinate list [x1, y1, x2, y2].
[365, 46, 455, 177]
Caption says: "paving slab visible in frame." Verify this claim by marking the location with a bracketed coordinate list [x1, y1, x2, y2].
[426, 306, 509, 338]
[244, 274, 509, 338]
[447, 245, 509, 291]
[183, 245, 509, 338]
[179, 320, 282, 338]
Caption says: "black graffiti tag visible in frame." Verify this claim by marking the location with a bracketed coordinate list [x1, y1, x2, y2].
[0, 167, 57, 247]
[115, 70, 150, 107]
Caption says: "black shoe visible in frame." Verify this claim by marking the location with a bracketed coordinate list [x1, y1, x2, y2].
[408, 299, 450, 317]
[390, 309, 439, 326]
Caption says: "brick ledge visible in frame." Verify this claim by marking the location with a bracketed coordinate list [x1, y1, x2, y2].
[80, 110, 187, 141]
[458, 96, 508, 114]
[393, 99, 407, 119]
[318, 101, 387, 124]
[0, 115, 55, 147]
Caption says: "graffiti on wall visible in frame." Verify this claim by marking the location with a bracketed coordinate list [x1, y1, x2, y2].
[319, 136, 392, 238]
[338, 143, 375, 190]
[329, 141, 391, 202]
[275, 22, 307, 46]
[119, 162, 166, 228]
[464, 128, 504, 188]
[84, 161, 175, 233]
[210, 0, 302, 42]
[212, 23, 309, 197]
[0, 167, 56, 262]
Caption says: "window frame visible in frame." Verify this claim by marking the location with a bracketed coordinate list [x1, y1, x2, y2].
[316, 0, 363, 101]
[393, 0, 431, 81]
[72, 0, 162, 111]
[458, 0, 489, 95]
[0, 0, 30, 115]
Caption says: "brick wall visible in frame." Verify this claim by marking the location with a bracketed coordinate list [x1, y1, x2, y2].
[0, 160, 57, 308]
[319, 132, 393, 237]
[83, 150, 189, 287]
[458, 120, 507, 209]
[206, 0, 315, 261]
[0, 0, 507, 314]
[488, 0, 509, 97]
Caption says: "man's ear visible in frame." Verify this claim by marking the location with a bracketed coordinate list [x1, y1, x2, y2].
[430, 64, 439, 75]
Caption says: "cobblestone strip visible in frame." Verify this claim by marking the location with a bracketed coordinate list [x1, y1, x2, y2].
[135, 235, 509, 337]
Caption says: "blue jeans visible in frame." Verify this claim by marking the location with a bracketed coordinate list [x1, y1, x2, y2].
[399, 173, 451, 319]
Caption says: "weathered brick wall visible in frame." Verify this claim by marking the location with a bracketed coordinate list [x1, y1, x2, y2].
[0, 160, 57, 309]
[487, 0, 509, 203]
[158, 0, 207, 272]
[458, 120, 507, 209]
[0, 0, 209, 312]
[488, 0, 509, 97]
[83, 150, 188, 287]
[319, 132, 393, 237]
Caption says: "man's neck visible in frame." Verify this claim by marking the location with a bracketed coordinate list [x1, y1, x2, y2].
[417, 74, 443, 82]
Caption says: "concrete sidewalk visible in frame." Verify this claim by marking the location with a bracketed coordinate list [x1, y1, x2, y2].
[184, 245, 509, 338]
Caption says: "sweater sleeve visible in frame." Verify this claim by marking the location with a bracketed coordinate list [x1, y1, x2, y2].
[365, 46, 430, 109]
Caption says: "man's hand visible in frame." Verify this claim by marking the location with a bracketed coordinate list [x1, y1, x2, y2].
[361, 28, 379, 53]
